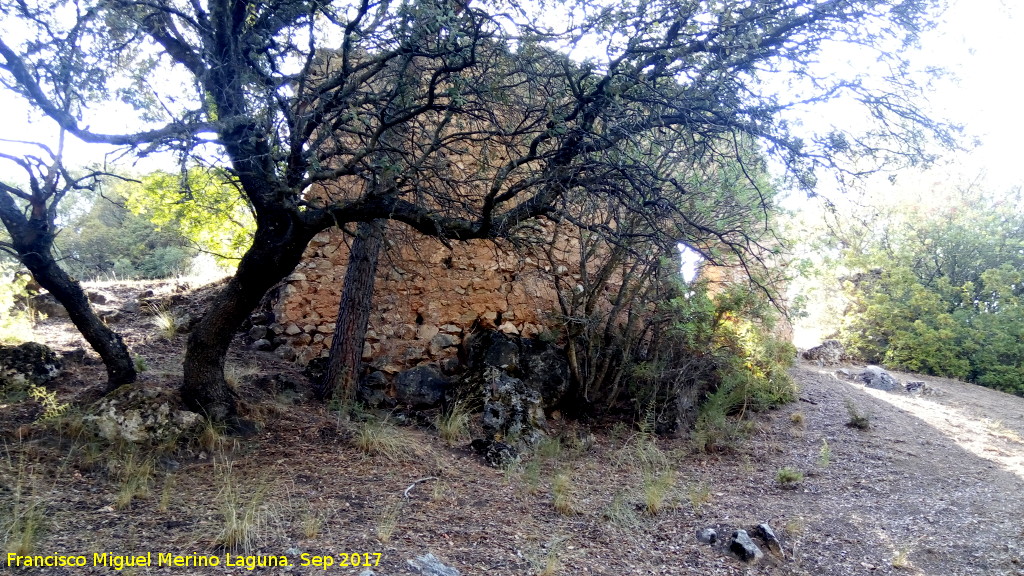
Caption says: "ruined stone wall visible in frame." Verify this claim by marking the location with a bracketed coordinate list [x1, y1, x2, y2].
[265, 223, 579, 372]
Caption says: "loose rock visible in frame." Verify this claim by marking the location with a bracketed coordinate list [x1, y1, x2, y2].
[859, 365, 900, 391]
[730, 530, 764, 562]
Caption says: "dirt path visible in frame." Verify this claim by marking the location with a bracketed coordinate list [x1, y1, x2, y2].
[732, 363, 1024, 576]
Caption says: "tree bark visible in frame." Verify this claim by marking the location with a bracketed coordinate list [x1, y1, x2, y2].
[316, 219, 386, 402]
[0, 190, 137, 391]
[181, 219, 316, 425]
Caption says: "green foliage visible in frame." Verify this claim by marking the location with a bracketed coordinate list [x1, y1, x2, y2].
[0, 263, 34, 343]
[123, 170, 254, 265]
[635, 279, 797, 445]
[49, 169, 253, 280]
[55, 185, 193, 280]
[832, 186, 1024, 395]
[775, 466, 804, 487]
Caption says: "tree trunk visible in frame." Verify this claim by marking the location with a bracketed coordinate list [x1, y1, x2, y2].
[25, 253, 136, 390]
[0, 190, 136, 391]
[316, 219, 386, 402]
[181, 221, 316, 425]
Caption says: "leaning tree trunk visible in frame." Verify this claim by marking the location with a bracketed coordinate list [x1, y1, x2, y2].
[315, 219, 386, 402]
[0, 191, 136, 390]
[181, 220, 316, 425]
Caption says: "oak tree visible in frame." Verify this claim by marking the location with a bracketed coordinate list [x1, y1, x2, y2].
[0, 0, 952, 424]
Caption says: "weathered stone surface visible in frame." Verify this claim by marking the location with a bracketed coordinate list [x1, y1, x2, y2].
[266, 223, 571, 370]
[696, 528, 718, 544]
[29, 293, 69, 318]
[756, 523, 783, 555]
[252, 338, 273, 351]
[87, 385, 202, 445]
[480, 367, 545, 444]
[407, 553, 460, 576]
[357, 371, 392, 408]
[521, 339, 570, 409]
[859, 365, 899, 391]
[275, 345, 297, 362]
[803, 339, 845, 365]
[248, 325, 268, 340]
[730, 530, 764, 562]
[0, 342, 61, 387]
[395, 364, 449, 407]
[470, 438, 518, 468]
[464, 331, 521, 373]
[428, 333, 460, 356]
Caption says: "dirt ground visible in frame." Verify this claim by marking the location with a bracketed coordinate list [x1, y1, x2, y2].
[2, 280, 1024, 575]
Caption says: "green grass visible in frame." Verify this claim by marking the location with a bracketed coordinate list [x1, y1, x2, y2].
[775, 466, 804, 488]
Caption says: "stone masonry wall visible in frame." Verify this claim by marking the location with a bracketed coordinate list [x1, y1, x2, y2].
[265, 224, 578, 372]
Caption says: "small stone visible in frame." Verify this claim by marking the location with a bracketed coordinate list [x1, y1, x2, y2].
[248, 326, 268, 340]
[417, 324, 440, 341]
[497, 321, 519, 335]
[275, 346, 297, 361]
[407, 553, 460, 576]
[696, 528, 717, 544]
[284, 323, 302, 336]
[730, 530, 764, 562]
[252, 339, 273, 351]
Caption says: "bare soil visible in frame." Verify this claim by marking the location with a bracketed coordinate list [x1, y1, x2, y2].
[2, 280, 1024, 575]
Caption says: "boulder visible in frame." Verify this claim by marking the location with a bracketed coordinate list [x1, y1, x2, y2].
[86, 385, 203, 445]
[470, 438, 518, 468]
[802, 339, 844, 365]
[859, 365, 899, 391]
[357, 371, 393, 408]
[28, 293, 68, 318]
[463, 330, 521, 374]
[480, 367, 545, 444]
[0, 342, 61, 388]
[756, 523, 783, 556]
[395, 364, 449, 407]
[521, 339, 570, 409]
[730, 530, 764, 562]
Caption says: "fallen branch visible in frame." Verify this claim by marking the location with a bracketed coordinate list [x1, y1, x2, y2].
[404, 476, 438, 498]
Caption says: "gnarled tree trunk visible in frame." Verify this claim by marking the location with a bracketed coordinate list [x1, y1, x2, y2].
[0, 188, 136, 391]
[315, 219, 386, 402]
[181, 219, 317, 425]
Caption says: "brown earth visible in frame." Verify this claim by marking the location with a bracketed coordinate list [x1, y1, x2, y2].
[2, 280, 1024, 575]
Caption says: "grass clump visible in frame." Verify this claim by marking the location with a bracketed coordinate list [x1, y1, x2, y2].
[150, 304, 178, 339]
[114, 451, 155, 510]
[551, 471, 577, 515]
[845, 399, 871, 430]
[602, 491, 639, 529]
[818, 438, 832, 467]
[375, 499, 403, 543]
[216, 463, 268, 553]
[2, 457, 46, 556]
[775, 466, 804, 488]
[435, 403, 471, 446]
[354, 416, 421, 461]
[687, 481, 712, 515]
[642, 470, 676, 515]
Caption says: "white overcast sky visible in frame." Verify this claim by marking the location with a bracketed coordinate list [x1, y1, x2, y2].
[0, 0, 1020, 191]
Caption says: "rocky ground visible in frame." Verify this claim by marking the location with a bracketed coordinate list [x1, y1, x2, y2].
[2, 280, 1024, 575]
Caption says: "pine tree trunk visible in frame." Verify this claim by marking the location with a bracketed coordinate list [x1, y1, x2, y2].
[316, 219, 386, 402]
[0, 191, 136, 391]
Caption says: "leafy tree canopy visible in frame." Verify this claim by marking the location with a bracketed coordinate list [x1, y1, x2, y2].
[821, 184, 1024, 394]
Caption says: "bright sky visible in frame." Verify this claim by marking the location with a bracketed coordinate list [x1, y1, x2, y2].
[0, 0, 1020, 190]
